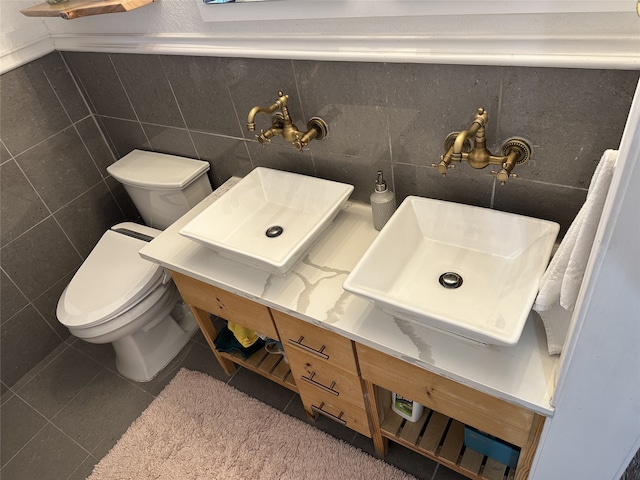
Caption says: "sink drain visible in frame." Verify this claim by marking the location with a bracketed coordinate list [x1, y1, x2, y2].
[439, 272, 463, 289]
[265, 225, 284, 238]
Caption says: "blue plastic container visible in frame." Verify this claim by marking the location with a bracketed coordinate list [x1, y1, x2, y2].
[463, 426, 520, 468]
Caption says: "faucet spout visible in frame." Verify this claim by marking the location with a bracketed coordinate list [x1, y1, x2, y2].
[247, 91, 328, 152]
[247, 91, 289, 131]
[456, 107, 486, 143]
[433, 108, 530, 183]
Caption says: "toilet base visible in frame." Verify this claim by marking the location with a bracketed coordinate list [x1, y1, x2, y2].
[112, 301, 198, 382]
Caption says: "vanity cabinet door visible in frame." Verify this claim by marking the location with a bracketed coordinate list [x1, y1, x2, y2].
[170, 270, 279, 340]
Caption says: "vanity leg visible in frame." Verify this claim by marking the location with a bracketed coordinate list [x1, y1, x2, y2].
[187, 304, 236, 376]
[514, 414, 545, 480]
[363, 379, 389, 457]
[304, 406, 317, 423]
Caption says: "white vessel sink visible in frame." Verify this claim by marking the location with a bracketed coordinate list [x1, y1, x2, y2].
[180, 167, 353, 274]
[343, 196, 559, 346]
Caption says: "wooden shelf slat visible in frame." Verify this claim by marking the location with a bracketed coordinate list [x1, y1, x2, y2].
[381, 407, 513, 480]
[398, 409, 429, 445]
[20, 0, 154, 20]
[245, 348, 269, 369]
[483, 458, 510, 480]
[258, 351, 283, 374]
[459, 447, 485, 476]
[418, 411, 449, 454]
[219, 348, 298, 394]
[271, 358, 291, 382]
[381, 409, 404, 435]
[438, 420, 465, 464]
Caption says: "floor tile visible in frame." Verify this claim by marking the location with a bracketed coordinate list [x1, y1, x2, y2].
[351, 432, 379, 458]
[0, 388, 13, 407]
[228, 367, 296, 412]
[433, 463, 470, 480]
[8, 342, 69, 393]
[3, 321, 487, 480]
[16, 347, 103, 419]
[1, 423, 88, 480]
[0, 395, 47, 467]
[68, 339, 117, 372]
[351, 434, 438, 480]
[68, 454, 99, 480]
[284, 394, 359, 444]
[384, 441, 439, 480]
[51, 369, 154, 458]
[179, 339, 237, 382]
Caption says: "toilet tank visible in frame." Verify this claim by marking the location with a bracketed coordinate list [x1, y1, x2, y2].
[107, 150, 212, 230]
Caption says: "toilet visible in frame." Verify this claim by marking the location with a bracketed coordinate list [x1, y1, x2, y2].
[57, 150, 212, 382]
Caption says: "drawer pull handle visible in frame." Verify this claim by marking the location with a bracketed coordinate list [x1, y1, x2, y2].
[311, 402, 347, 426]
[301, 372, 339, 396]
[288, 336, 329, 360]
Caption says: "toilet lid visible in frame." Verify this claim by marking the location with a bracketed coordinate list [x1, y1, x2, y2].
[57, 230, 165, 328]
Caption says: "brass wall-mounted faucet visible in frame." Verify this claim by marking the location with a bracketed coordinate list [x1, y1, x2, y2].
[247, 91, 328, 152]
[434, 107, 532, 184]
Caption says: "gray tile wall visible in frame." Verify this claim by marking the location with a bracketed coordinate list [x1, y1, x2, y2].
[0, 53, 129, 390]
[1, 51, 638, 391]
[63, 52, 638, 232]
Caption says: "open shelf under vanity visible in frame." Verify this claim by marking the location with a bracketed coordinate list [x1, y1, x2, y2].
[381, 407, 516, 480]
[218, 347, 297, 393]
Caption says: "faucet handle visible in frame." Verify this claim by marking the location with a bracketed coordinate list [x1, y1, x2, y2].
[432, 159, 455, 176]
[491, 169, 518, 185]
[257, 130, 273, 146]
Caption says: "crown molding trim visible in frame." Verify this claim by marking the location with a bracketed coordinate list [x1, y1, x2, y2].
[3, 31, 639, 74]
[50, 32, 640, 70]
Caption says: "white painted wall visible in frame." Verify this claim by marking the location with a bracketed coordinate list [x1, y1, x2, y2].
[0, 1, 53, 69]
[2, 1, 639, 73]
[1, 1, 639, 478]
[531, 82, 640, 480]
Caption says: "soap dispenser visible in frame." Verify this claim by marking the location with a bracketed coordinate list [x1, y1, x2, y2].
[370, 170, 396, 231]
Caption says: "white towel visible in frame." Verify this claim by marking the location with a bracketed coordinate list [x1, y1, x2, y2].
[533, 149, 617, 355]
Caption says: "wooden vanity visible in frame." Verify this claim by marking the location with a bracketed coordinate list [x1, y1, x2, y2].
[140, 178, 558, 480]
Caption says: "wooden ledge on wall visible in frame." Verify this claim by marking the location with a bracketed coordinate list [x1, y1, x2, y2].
[20, 0, 155, 20]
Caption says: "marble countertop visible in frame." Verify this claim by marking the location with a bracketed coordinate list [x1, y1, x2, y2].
[140, 177, 558, 416]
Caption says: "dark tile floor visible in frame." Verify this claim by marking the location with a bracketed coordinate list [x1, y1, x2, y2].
[1, 321, 467, 480]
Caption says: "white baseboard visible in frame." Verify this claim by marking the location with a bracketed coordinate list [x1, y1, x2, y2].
[0, 36, 54, 74]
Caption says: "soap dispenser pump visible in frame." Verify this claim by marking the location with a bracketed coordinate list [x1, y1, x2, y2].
[370, 170, 396, 231]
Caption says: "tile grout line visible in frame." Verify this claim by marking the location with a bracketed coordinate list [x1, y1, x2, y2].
[65, 453, 97, 480]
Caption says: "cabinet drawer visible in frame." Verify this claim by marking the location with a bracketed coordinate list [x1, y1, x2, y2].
[301, 390, 371, 438]
[286, 347, 366, 409]
[271, 309, 357, 374]
[170, 270, 279, 340]
[356, 342, 535, 447]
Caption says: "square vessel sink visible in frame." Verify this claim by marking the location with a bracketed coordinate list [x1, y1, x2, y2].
[180, 167, 353, 274]
[343, 196, 559, 346]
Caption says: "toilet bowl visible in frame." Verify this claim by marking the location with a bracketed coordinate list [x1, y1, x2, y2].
[58, 223, 197, 382]
[57, 150, 213, 382]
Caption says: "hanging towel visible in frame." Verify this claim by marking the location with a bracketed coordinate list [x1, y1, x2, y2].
[533, 149, 617, 355]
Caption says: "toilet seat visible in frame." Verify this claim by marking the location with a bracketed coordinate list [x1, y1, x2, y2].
[57, 227, 168, 329]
